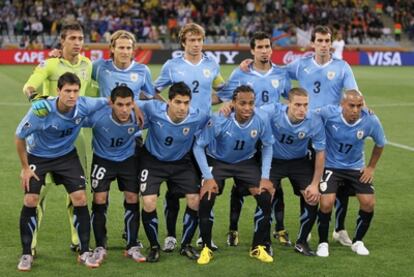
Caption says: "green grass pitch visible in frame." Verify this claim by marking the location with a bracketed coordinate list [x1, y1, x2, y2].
[0, 65, 413, 276]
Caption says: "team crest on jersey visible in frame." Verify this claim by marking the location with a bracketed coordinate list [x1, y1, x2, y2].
[319, 181, 327, 192]
[298, 131, 306, 139]
[130, 73, 138, 82]
[356, 130, 364, 139]
[251, 129, 258, 138]
[79, 69, 87, 80]
[203, 69, 211, 78]
[128, 127, 135, 134]
[75, 118, 82, 125]
[183, 127, 190, 135]
[327, 71, 336, 80]
[271, 79, 279, 88]
[140, 182, 147, 192]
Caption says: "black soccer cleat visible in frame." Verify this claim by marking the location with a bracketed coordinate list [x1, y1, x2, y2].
[264, 242, 274, 257]
[146, 246, 161, 263]
[294, 241, 315, 256]
[180, 245, 200, 260]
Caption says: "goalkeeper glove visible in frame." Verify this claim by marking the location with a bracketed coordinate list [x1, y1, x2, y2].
[31, 96, 52, 117]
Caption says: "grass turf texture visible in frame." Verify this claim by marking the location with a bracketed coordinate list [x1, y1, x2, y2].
[0, 65, 413, 276]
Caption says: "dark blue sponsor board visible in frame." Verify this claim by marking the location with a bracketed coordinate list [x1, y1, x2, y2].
[360, 52, 414, 66]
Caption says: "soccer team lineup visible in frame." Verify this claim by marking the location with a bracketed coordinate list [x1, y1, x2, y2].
[14, 22, 387, 271]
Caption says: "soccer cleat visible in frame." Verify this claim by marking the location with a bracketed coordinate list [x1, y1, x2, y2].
[146, 246, 160, 263]
[17, 254, 33, 271]
[70, 243, 80, 253]
[196, 237, 219, 251]
[316, 242, 329, 257]
[273, 229, 292, 246]
[197, 246, 213, 265]
[78, 252, 100, 268]
[294, 242, 315, 256]
[125, 246, 146, 262]
[227, 230, 239, 246]
[264, 242, 274, 257]
[351, 241, 370, 256]
[250, 245, 274, 263]
[180, 245, 200, 260]
[122, 232, 144, 249]
[93, 247, 107, 264]
[333, 230, 352, 246]
[162, 236, 177, 252]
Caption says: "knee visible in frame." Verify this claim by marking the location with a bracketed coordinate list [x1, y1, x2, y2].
[143, 196, 157, 212]
[93, 192, 108, 204]
[70, 191, 87, 206]
[23, 194, 39, 207]
[186, 194, 199, 211]
[124, 192, 138, 204]
[319, 195, 335, 213]
[360, 196, 375, 212]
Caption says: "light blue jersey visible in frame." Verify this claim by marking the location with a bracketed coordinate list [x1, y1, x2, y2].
[92, 59, 155, 100]
[154, 55, 223, 113]
[317, 105, 386, 170]
[16, 97, 108, 158]
[286, 56, 358, 109]
[83, 106, 141, 162]
[217, 64, 291, 106]
[261, 103, 326, 159]
[139, 100, 209, 161]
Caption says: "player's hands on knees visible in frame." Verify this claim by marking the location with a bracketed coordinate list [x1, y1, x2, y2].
[200, 179, 218, 201]
[48, 48, 62, 58]
[219, 102, 233, 117]
[304, 183, 320, 205]
[360, 166, 375, 183]
[259, 178, 275, 196]
[240, 59, 253, 72]
[31, 99, 52, 117]
[20, 167, 39, 192]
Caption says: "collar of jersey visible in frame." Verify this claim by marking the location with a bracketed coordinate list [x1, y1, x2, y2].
[181, 55, 204, 66]
[60, 55, 83, 67]
[53, 98, 79, 119]
[311, 56, 333, 68]
[111, 60, 135, 72]
[230, 112, 254, 129]
[340, 112, 363, 127]
[283, 108, 307, 127]
[164, 109, 191, 125]
[249, 63, 275, 78]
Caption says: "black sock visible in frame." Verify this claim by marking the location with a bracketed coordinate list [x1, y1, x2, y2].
[297, 200, 318, 244]
[229, 185, 244, 231]
[181, 206, 198, 246]
[20, 206, 37, 255]
[164, 191, 180, 238]
[142, 209, 159, 248]
[91, 202, 107, 248]
[353, 210, 374, 242]
[73, 205, 91, 254]
[124, 202, 140, 249]
[199, 193, 216, 248]
[252, 192, 272, 248]
[317, 210, 331, 243]
[273, 186, 285, 231]
[335, 193, 349, 231]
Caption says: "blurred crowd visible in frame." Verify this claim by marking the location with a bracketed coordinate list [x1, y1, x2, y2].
[0, 0, 412, 49]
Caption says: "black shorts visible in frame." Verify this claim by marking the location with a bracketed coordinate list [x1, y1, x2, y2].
[27, 149, 86, 194]
[269, 157, 314, 196]
[319, 168, 374, 195]
[207, 156, 261, 195]
[139, 147, 200, 196]
[90, 154, 139, 193]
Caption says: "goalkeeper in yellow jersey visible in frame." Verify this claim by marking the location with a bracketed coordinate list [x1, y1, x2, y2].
[22, 22, 94, 255]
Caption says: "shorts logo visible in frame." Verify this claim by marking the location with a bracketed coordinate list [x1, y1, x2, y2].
[271, 79, 279, 88]
[130, 73, 138, 82]
[75, 118, 82, 125]
[356, 130, 364, 139]
[183, 127, 190, 135]
[319, 181, 327, 192]
[92, 179, 99, 189]
[327, 71, 336, 80]
[128, 127, 135, 134]
[140, 182, 147, 192]
[23, 121, 32, 129]
[203, 69, 211, 78]
[251, 129, 258, 138]
[298, 131, 306, 139]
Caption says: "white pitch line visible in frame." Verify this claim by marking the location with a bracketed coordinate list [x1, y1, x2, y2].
[387, 141, 414, 152]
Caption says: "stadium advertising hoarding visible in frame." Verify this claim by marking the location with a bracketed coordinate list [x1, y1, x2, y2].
[1, 49, 414, 66]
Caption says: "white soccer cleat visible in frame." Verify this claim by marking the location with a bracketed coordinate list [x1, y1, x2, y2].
[92, 246, 107, 264]
[78, 251, 100, 268]
[333, 230, 352, 246]
[125, 246, 146, 262]
[17, 254, 33, 271]
[351, 241, 369, 256]
[316, 242, 329, 257]
[162, 236, 177, 252]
